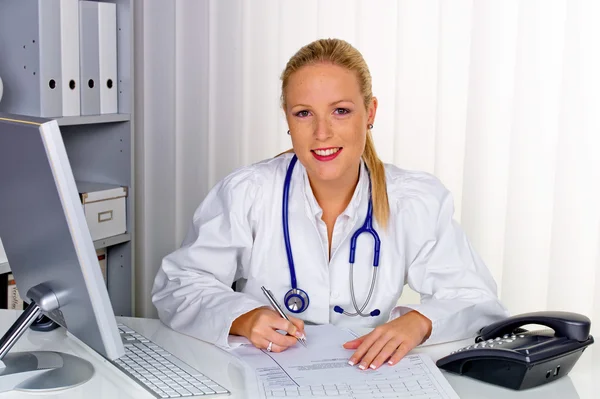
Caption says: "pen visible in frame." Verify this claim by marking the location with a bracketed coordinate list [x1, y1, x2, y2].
[261, 286, 308, 347]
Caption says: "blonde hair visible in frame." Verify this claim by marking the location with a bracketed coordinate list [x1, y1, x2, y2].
[280, 38, 389, 227]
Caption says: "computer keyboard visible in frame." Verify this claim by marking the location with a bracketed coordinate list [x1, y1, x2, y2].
[111, 323, 230, 398]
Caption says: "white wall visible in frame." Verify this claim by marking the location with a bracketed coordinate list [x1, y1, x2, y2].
[134, 0, 600, 331]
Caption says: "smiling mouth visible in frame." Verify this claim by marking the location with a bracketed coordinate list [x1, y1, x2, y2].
[312, 147, 342, 156]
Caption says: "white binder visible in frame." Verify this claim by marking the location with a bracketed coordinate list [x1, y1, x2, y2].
[37, 0, 63, 117]
[58, 0, 81, 116]
[79, 1, 118, 115]
[0, 0, 80, 117]
[79, 1, 101, 115]
[98, 2, 118, 114]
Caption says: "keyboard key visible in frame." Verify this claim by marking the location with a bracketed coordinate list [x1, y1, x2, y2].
[175, 388, 192, 396]
[188, 387, 205, 395]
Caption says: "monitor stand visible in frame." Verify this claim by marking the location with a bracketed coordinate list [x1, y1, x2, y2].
[0, 283, 94, 393]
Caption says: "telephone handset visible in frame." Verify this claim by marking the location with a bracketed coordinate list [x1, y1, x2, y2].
[436, 311, 594, 390]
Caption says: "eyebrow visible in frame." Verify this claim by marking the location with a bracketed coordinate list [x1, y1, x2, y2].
[291, 99, 355, 109]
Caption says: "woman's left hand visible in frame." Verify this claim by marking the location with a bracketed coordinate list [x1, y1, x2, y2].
[342, 310, 432, 370]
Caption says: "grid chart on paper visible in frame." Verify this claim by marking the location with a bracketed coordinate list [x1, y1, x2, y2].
[264, 358, 443, 399]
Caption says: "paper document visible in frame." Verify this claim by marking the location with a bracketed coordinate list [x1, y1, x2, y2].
[230, 324, 458, 399]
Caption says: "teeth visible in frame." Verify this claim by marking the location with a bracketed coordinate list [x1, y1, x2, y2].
[314, 148, 340, 156]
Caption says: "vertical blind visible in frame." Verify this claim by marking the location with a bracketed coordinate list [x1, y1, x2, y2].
[135, 0, 600, 339]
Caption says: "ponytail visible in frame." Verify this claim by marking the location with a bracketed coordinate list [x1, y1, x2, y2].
[362, 130, 389, 228]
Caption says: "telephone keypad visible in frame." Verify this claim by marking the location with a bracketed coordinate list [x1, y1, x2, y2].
[452, 334, 527, 354]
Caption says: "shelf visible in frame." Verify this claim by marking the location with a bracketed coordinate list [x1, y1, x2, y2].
[55, 114, 131, 126]
[0, 262, 9, 274]
[93, 233, 131, 249]
[0, 233, 131, 275]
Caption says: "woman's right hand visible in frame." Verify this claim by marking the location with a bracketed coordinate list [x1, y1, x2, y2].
[230, 307, 306, 352]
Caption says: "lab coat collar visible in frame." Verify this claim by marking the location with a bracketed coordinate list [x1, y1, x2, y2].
[300, 158, 369, 221]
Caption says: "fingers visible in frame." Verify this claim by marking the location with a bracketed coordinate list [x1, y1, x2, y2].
[370, 340, 404, 369]
[342, 337, 364, 350]
[271, 317, 304, 340]
[265, 327, 299, 349]
[346, 328, 405, 370]
[288, 315, 306, 337]
[347, 331, 379, 367]
[387, 342, 411, 366]
[258, 338, 285, 353]
[246, 309, 301, 351]
[355, 334, 392, 370]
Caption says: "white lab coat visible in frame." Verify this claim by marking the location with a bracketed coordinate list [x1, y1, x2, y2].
[152, 153, 508, 349]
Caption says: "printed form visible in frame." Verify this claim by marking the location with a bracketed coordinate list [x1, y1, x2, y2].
[230, 324, 459, 399]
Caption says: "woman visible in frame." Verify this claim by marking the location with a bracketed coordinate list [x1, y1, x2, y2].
[152, 38, 508, 371]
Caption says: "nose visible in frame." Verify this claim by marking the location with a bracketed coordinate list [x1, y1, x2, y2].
[313, 117, 332, 141]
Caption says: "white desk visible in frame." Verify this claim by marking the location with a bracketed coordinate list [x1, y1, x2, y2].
[0, 309, 597, 398]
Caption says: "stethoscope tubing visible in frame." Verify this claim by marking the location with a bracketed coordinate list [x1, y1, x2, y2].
[282, 154, 380, 317]
[282, 155, 299, 289]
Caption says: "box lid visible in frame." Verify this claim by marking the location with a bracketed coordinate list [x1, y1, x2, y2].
[76, 181, 127, 204]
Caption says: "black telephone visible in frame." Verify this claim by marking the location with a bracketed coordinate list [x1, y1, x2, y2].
[436, 311, 594, 390]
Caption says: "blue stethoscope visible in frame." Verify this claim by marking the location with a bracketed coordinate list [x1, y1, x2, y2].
[282, 155, 381, 317]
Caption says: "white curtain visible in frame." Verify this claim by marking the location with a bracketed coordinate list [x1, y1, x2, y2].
[134, 0, 600, 338]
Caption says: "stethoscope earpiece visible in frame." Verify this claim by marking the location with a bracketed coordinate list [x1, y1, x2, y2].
[334, 306, 380, 317]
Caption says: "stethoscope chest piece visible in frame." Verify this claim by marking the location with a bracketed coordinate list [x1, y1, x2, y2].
[284, 288, 310, 313]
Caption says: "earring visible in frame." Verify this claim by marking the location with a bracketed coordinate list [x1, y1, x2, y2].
[287, 130, 290, 135]
[367, 124, 373, 129]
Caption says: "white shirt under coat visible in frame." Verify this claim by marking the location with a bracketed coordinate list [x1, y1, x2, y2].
[151, 153, 508, 349]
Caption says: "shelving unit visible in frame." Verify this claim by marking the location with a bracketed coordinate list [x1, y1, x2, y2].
[56, 113, 131, 126]
[0, 0, 135, 316]
[0, 232, 131, 270]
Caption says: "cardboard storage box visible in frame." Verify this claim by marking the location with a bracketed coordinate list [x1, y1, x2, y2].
[77, 182, 127, 241]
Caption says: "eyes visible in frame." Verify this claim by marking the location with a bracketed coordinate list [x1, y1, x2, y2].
[294, 108, 351, 118]
[335, 108, 351, 115]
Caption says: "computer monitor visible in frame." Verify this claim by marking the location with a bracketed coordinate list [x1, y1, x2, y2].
[0, 114, 124, 390]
